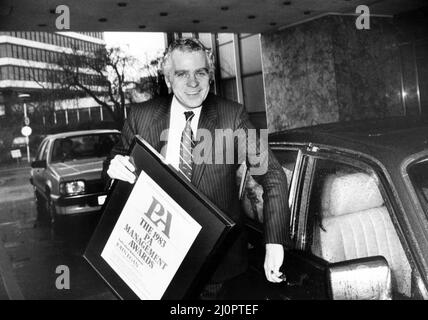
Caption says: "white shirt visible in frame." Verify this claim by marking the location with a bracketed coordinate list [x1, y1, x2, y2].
[164, 96, 202, 170]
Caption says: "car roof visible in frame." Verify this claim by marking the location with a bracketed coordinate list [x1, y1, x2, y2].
[46, 129, 120, 141]
[269, 116, 428, 163]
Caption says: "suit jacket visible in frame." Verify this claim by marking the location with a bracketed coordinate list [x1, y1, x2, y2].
[109, 93, 290, 282]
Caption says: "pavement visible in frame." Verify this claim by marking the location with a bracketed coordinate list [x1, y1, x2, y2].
[0, 163, 116, 300]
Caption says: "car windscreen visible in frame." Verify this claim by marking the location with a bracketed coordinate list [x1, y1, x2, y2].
[407, 158, 428, 214]
[51, 133, 120, 162]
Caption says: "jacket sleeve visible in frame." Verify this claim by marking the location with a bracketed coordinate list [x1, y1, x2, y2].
[101, 107, 137, 185]
[234, 105, 291, 247]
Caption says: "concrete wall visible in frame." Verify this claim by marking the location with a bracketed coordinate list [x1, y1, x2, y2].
[261, 15, 403, 133]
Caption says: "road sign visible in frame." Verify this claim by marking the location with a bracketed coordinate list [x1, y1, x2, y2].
[21, 126, 32, 137]
[24, 117, 30, 126]
[10, 149, 22, 159]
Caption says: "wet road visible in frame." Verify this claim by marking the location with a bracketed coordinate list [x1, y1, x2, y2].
[0, 164, 116, 300]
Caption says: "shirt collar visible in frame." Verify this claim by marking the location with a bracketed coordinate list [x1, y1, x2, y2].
[171, 96, 202, 120]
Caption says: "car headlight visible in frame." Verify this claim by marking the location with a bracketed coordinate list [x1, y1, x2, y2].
[60, 180, 85, 196]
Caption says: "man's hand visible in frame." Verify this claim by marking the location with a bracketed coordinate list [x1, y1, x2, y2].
[106, 155, 136, 184]
[264, 243, 284, 283]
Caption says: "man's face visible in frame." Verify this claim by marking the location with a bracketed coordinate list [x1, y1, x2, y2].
[167, 50, 211, 109]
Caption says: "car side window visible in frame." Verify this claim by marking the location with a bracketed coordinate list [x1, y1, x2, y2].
[238, 149, 298, 223]
[36, 140, 48, 161]
[41, 140, 50, 161]
[306, 158, 412, 298]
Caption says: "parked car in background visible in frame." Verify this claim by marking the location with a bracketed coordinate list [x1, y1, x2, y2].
[30, 129, 121, 230]
[235, 117, 428, 300]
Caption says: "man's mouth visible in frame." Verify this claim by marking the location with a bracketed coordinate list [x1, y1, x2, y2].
[186, 91, 200, 96]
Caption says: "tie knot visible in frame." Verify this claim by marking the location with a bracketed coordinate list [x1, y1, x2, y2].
[184, 111, 195, 122]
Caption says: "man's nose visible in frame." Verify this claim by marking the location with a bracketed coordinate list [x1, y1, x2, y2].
[186, 74, 199, 87]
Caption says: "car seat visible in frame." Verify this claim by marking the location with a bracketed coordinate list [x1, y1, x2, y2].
[312, 172, 411, 297]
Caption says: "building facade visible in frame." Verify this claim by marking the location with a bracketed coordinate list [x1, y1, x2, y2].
[0, 31, 109, 126]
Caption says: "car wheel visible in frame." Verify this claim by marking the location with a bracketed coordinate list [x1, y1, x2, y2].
[35, 191, 51, 224]
[45, 195, 57, 224]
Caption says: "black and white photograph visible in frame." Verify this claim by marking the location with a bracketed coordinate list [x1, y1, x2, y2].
[0, 0, 428, 307]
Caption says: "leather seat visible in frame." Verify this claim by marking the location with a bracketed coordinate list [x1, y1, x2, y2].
[312, 172, 411, 297]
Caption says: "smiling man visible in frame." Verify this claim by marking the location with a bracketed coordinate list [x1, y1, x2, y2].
[106, 38, 290, 299]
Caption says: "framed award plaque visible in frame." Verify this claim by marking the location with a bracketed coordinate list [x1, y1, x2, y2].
[84, 136, 236, 300]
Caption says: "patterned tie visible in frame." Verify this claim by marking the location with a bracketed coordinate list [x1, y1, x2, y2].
[179, 111, 195, 181]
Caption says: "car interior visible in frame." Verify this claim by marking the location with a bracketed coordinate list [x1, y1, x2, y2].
[238, 151, 414, 298]
[310, 169, 412, 298]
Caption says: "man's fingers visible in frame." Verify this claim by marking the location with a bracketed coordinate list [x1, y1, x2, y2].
[118, 155, 136, 172]
[264, 264, 283, 283]
[107, 155, 136, 183]
[264, 243, 285, 283]
[107, 166, 136, 183]
[269, 270, 283, 283]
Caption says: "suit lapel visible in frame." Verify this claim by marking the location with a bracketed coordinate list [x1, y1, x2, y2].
[192, 94, 218, 188]
[148, 95, 173, 157]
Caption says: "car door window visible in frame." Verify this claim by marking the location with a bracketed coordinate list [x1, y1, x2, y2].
[41, 140, 50, 161]
[238, 148, 298, 223]
[305, 158, 412, 298]
[35, 140, 48, 161]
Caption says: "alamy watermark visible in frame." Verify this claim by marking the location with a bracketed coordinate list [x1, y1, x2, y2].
[160, 128, 269, 176]
[54, 4, 371, 31]
[55, 5, 70, 30]
[356, 5, 370, 30]
[55, 265, 70, 290]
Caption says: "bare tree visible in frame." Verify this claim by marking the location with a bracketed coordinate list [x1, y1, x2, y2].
[138, 56, 168, 99]
[55, 46, 135, 126]
[27, 46, 167, 127]
[28, 66, 70, 121]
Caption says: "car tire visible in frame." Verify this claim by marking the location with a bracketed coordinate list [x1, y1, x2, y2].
[35, 190, 51, 224]
[45, 194, 62, 236]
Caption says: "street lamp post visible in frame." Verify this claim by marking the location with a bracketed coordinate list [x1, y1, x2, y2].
[18, 93, 31, 163]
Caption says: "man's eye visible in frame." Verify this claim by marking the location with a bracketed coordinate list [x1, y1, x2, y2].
[175, 72, 187, 77]
[196, 70, 208, 77]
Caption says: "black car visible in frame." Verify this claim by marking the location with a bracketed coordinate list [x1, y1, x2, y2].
[235, 117, 428, 300]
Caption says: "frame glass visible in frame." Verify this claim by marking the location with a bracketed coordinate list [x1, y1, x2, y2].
[84, 136, 237, 300]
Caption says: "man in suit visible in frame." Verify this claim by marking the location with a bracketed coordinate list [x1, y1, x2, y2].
[107, 38, 290, 299]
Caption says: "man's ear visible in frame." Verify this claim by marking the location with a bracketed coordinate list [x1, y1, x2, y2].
[164, 79, 172, 94]
[164, 76, 171, 88]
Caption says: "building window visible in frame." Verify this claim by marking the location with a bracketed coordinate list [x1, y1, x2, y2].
[1, 66, 8, 80]
[6, 44, 12, 56]
[23, 46, 28, 60]
[8, 66, 14, 80]
[19, 66, 25, 80]
[12, 66, 18, 80]
[0, 44, 6, 57]
[30, 47, 35, 60]
[220, 78, 238, 102]
[218, 41, 236, 79]
[18, 45, 23, 59]
[24, 67, 30, 81]
[12, 44, 17, 58]
[0, 105, 5, 117]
